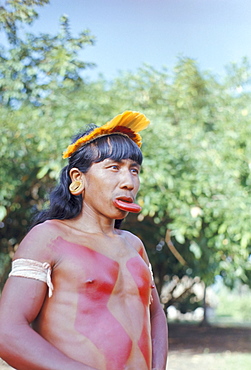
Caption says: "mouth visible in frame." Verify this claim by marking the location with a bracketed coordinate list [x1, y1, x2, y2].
[113, 197, 142, 213]
[117, 196, 134, 203]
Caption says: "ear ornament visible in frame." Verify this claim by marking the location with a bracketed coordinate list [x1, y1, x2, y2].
[69, 181, 84, 195]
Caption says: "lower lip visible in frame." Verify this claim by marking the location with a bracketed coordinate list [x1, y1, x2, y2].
[113, 199, 142, 213]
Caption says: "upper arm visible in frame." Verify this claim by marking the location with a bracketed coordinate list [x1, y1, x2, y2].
[0, 222, 57, 326]
[0, 275, 47, 327]
[150, 285, 163, 317]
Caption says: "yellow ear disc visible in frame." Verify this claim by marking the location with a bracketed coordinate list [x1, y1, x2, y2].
[69, 181, 84, 195]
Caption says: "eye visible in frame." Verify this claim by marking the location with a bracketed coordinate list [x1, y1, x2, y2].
[110, 164, 119, 171]
[131, 167, 139, 175]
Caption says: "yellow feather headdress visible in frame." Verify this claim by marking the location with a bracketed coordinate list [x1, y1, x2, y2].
[63, 111, 150, 159]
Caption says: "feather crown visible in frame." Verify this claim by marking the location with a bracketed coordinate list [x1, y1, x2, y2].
[63, 111, 150, 159]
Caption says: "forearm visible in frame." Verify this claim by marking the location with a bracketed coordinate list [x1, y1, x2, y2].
[151, 309, 168, 370]
[0, 324, 96, 370]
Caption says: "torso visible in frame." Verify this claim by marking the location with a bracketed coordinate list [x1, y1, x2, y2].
[32, 220, 152, 370]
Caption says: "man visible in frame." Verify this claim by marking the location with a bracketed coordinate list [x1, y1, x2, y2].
[0, 111, 168, 370]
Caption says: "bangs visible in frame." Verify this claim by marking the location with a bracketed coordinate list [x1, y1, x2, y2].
[90, 134, 143, 165]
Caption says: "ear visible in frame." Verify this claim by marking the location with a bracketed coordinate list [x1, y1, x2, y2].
[69, 168, 85, 195]
[69, 168, 83, 182]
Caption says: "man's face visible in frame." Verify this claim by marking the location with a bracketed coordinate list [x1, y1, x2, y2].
[82, 158, 141, 219]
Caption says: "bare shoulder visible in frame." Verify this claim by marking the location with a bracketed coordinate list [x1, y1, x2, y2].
[119, 229, 142, 244]
[14, 220, 65, 263]
[119, 229, 148, 258]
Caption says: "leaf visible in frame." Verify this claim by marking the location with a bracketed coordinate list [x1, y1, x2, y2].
[0, 206, 7, 222]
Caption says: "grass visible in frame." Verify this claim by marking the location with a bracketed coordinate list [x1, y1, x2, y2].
[168, 352, 251, 370]
[214, 284, 251, 323]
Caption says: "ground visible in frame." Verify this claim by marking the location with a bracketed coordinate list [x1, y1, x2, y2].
[168, 322, 251, 370]
[169, 322, 251, 353]
[1, 323, 251, 369]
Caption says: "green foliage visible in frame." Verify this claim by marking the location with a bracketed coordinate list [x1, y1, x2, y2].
[0, 15, 95, 106]
[0, 1, 49, 29]
[114, 60, 251, 289]
[0, 0, 97, 283]
[0, 0, 49, 48]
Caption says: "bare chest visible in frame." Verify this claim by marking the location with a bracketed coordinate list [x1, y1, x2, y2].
[50, 236, 151, 304]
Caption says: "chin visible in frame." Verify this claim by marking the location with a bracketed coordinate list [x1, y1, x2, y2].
[112, 209, 128, 220]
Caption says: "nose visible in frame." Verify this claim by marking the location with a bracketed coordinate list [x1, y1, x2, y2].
[120, 170, 135, 191]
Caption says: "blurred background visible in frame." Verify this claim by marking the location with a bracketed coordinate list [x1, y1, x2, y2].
[1, 1, 251, 369]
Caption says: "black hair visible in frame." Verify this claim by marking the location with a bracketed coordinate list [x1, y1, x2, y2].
[31, 126, 143, 229]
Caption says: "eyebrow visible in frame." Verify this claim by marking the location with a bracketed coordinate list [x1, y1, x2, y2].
[105, 159, 140, 167]
[131, 161, 140, 167]
[128, 161, 141, 170]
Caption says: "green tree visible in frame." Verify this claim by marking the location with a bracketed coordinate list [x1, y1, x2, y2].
[105, 59, 251, 302]
[0, 0, 96, 285]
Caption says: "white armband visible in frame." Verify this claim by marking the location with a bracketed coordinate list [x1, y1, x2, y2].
[149, 263, 154, 282]
[9, 258, 54, 298]
[148, 263, 155, 305]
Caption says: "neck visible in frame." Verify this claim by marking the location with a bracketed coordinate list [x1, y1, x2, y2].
[69, 204, 117, 236]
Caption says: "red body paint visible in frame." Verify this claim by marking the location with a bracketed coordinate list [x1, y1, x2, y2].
[51, 238, 151, 369]
[126, 256, 152, 368]
[72, 245, 132, 369]
[113, 199, 142, 213]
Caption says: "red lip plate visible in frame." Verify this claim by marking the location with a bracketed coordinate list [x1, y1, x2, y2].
[113, 199, 142, 213]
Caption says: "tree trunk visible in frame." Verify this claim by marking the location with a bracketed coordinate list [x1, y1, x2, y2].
[199, 282, 211, 327]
